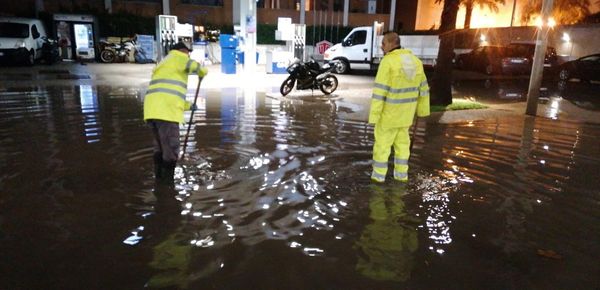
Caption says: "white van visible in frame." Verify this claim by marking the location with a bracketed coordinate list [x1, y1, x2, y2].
[0, 17, 48, 65]
[323, 21, 440, 73]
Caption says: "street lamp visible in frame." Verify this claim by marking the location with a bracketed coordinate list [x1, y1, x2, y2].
[534, 16, 556, 28]
[535, 16, 543, 27]
[562, 32, 574, 59]
[479, 34, 487, 45]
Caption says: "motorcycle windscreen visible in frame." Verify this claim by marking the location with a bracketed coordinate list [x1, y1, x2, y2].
[74, 24, 95, 60]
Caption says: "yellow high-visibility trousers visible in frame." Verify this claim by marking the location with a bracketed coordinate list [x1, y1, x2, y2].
[371, 125, 410, 182]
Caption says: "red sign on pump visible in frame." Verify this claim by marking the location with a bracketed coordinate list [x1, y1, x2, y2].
[316, 40, 333, 55]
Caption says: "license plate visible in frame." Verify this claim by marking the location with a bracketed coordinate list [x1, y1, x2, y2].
[543, 63, 551, 67]
[511, 59, 524, 63]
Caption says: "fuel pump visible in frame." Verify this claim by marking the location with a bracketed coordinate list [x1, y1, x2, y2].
[156, 15, 177, 61]
[175, 22, 194, 51]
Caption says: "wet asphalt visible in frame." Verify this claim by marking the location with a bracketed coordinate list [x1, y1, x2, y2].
[0, 62, 599, 289]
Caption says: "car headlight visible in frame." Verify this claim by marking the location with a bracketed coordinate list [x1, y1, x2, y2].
[14, 40, 26, 48]
[329, 47, 336, 52]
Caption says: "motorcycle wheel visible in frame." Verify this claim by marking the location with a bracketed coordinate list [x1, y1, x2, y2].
[319, 75, 338, 95]
[100, 50, 116, 63]
[280, 76, 295, 96]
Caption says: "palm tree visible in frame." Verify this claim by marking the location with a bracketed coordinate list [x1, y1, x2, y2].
[462, 0, 506, 28]
[520, 0, 591, 25]
[431, 0, 461, 106]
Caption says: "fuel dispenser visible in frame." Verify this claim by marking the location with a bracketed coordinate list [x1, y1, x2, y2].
[156, 15, 177, 62]
[175, 22, 193, 49]
[267, 17, 302, 74]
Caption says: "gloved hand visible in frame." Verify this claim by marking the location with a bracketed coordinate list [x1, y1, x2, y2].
[190, 103, 198, 111]
[199, 67, 208, 77]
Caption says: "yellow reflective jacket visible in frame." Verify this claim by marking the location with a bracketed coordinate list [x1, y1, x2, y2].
[143, 50, 206, 123]
[368, 49, 430, 128]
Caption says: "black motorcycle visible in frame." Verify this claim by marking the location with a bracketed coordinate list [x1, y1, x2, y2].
[280, 59, 339, 96]
[99, 39, 135, 63]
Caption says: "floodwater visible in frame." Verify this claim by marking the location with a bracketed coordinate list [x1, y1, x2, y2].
[1, 84, 599, 289]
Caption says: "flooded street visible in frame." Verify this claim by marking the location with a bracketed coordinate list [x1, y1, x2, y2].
[1, 75, 599, 289]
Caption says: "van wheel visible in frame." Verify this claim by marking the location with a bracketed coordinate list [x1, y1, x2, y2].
[26, 49, 35, 66]
[334, 59, 349, 74]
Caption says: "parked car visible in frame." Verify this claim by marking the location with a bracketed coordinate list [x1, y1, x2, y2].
[455, 45, 514, 75]
[500, 42, 558, 74]
[557, 53, 600, 82]
[0, 17, 48, 65]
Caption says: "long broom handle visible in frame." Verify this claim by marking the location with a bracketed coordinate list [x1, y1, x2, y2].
[180, 77, 202, 160]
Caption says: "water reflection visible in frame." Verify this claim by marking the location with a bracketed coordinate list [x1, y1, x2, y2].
[355, 185, 418, 282]
[556, 80, 600, 111]
[453, 79, 531, 102]
[78, 85, 101, 143]
[146, 185, 195, 289]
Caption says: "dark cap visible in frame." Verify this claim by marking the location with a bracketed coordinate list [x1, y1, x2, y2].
[171, 42, 192, 52]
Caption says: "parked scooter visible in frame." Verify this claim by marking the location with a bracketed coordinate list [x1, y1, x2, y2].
[99, 39, 135, 63]
[280, 58, 340, 96]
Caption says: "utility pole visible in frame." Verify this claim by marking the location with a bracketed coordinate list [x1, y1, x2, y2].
[389, 0, 397, 31]
[35, 0, 44, 18]
[162, 0, 170, 15]
[343, 0, 349, 27]
[240, 0, 257, 73]
[525, 0, 554, 116]
[509, 0, 516, 39]
[510, 0, 517, 27]
[300, 0, 306, 24]
[104, 0, 112, 14]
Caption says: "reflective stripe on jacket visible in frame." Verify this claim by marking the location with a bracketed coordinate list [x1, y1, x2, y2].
[368, 49, 430, 127]
[143, 50, 204, 123]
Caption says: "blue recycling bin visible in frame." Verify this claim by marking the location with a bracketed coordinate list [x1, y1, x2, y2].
[219, 34, 238, 74]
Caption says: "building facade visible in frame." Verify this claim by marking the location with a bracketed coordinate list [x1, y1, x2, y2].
[3, 0, 419, 32]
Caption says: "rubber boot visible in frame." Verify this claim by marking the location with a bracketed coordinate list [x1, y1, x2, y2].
[153, 152, 163, 180]
[160, 161, 177, 187]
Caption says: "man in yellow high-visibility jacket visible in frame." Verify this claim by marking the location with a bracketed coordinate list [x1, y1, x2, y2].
[144, 42, 208, 184]
[369, 32, 430, 183]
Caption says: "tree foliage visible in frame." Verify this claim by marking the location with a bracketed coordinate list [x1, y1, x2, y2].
[461, 0, 505, 28]
[436, 0, 506, 29]
[520, 0, 591, 25]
